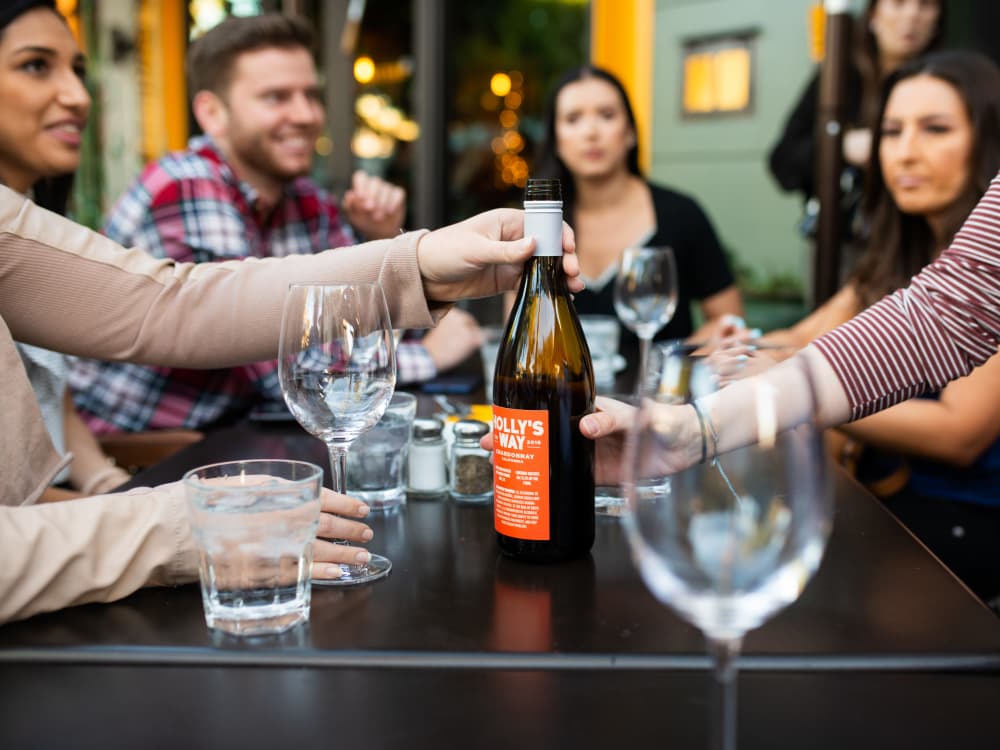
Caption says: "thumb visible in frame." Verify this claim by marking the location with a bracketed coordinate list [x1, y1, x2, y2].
[479, 236, 534, 266]
[580, 410, 620, 439]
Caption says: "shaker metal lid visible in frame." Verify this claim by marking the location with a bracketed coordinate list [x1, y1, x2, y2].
[412, 417, 444, 439]
[453, 418, 490, 439]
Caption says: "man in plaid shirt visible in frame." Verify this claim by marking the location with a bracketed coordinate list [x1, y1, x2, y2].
[71, 14, 483, 435]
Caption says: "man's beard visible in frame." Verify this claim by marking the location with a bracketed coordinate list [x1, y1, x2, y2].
[231, 130, 314, 185]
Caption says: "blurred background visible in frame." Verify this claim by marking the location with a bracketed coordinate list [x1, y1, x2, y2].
[56, 0, 1000, 328]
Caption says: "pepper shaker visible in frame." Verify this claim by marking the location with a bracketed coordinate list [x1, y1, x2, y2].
[408, 417, 448, 497]
[450, 419, 493, 504]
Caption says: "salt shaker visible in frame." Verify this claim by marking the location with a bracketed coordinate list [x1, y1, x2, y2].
[408, 417, 448, 496]
[449, 419, 493, 504]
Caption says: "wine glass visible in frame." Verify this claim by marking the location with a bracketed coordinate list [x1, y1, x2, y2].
[278, 282, 396, 586]
[622, 342, 832, 748]
[613, 246, 678, 394]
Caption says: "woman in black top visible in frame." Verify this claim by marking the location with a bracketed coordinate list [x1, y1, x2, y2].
[533, 65, 742, 371]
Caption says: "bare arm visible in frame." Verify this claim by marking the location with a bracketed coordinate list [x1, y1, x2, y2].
[838, 351, 1000, 467]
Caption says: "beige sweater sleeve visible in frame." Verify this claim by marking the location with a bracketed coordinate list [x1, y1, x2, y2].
[0, 187, 441, 624]
[0, 187, 439, 364]
[0, 484, 197, 623]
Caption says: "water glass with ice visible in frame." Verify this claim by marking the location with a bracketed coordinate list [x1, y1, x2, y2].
[346, 391, 417, 512]
[184, 459, 323, 636]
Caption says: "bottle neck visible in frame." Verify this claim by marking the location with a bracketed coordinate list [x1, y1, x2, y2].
[520, 255, 567, 295]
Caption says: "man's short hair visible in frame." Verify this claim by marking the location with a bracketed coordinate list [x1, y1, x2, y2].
[186, 13, 315, 100]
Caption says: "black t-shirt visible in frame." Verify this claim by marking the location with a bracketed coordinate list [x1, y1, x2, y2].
[572, 182, 735, 370]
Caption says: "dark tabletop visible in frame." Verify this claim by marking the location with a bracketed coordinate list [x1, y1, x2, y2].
[3, 410, 1000, 749]
[1, 663, 997, 750]
[2, 419, 998, 670]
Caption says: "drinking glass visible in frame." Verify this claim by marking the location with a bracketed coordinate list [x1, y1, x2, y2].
[185, 459, 323, 636]
[613, 246, 678, 394]
[622, 342, 832, 748]
[278, 282, 395, 586]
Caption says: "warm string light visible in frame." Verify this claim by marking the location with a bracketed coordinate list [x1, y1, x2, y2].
[350, 59, 418, 161]
[485, 70, 527, 188]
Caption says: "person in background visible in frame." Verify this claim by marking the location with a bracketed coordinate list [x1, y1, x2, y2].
[71, 13, 483, 436]
[1, 180, 581, 623]
[769, 0, 943, 266]
[516, 170, 1000, 521]
[532, 65, 743, 370]
[0, 0, 129, 498]
[719, 51, 1000, 608]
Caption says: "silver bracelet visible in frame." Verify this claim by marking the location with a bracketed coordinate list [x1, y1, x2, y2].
[689, 403, 708, 464]
[689, 400, 719, 464]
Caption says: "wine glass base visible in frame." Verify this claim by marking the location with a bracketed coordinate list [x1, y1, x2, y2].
[313, 553, 392, 587]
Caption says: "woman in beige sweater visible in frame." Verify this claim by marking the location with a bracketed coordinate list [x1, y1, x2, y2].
[0, 186, 581, 623]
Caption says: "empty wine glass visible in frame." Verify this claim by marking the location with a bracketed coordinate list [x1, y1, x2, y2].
[622, 342, 832, 748]
[613, 246, 678, 394]
[278, 282, 396, 586]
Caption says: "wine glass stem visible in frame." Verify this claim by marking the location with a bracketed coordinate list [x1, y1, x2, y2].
[327, 444, 348, 494]
[636, 335, 653, 396]
[708, 636, 741, 750]
[325, 442, 369, 574]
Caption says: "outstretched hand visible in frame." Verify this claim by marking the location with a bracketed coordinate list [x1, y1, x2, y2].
[417, 208, 581, 303]
[481, 395, 638, 487]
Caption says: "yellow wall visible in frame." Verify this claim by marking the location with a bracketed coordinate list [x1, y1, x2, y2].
[590, 0, 654, 173]
[140, 0, 188, 161]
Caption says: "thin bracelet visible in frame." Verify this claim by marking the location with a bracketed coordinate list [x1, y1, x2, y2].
[689, 403, 708, 464]
[690, 400, 720, 464]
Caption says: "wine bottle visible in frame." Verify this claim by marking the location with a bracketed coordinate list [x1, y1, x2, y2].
[492, 178, 596, 562]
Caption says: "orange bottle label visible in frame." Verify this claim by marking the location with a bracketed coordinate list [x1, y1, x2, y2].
[492, 406, 549, 540]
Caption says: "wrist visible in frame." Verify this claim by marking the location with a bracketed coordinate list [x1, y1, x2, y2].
[81, 465, 131, 496]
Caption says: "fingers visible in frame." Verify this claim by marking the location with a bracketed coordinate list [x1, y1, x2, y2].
[311, 488, 374, 580]
[580, 396, 635, 439]
[312, 539, 372, 580]
[343, 171, 406, 238]
[317, 510, 373, 543]
[320, 487, 370, 518]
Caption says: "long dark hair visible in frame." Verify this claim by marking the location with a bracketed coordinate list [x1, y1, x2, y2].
[534, 65, 642, 225]
[852, 0, 945, 127]
[852, 50, 1000, 309]
[0, 0, 76, 216]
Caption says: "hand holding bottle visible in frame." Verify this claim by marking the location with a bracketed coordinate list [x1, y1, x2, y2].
[416, 208, 582, 303]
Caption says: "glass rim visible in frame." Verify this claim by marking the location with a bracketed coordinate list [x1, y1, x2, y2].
[182, 459, 323, 489]
[286, 281, 385, 291]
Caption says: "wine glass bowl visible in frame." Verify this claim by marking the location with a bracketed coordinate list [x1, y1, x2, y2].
[613, 246, 679, 393]
[625, 343, 832, 645]
[278, 282, 396, 586]
[622, 342, 832, 746]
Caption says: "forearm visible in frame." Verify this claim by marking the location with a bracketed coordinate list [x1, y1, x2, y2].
[838, 401, 985, 467]
[0, 484, 197, 623]
[813, 172, 1000, 418]
[703, 346, 850, 455]
[0, 188, 437, 366]
[62, 391, 130, 494]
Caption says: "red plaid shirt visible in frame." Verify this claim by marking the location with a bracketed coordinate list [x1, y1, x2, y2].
[70, 137, 433, 434]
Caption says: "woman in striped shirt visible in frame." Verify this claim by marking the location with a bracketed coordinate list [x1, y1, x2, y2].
[714, 52, 1000, 605]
